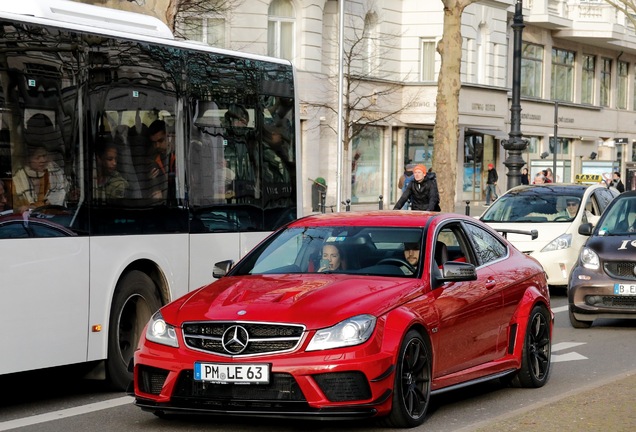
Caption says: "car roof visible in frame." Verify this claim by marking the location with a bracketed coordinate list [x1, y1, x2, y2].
[506, 183, 595, 194]
[290, 211, 465, 228]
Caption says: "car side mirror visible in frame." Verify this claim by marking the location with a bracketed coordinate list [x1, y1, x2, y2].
[437, 261, 478, 283]
[578, 223, 593, 236]
[213, 259, 234, 278]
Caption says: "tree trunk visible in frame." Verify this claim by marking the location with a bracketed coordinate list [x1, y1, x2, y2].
[434, 0, 476, 212]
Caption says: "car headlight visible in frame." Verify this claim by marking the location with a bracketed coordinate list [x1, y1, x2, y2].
[580, 247, 600, 270]
[306, 314, 376, 351]
[145, 311, 179, 348]
[541, 233, 572, 252]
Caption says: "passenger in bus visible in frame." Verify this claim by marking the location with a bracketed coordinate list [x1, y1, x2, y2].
[95, 136, 129, 200]
[12, 142, 67, 213]
[224, 104, 249, 128]
[263, 124, 291, 183]
[147, 119, 175, 200]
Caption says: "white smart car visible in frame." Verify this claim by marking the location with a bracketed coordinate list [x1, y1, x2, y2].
[480, 183, 619, 289]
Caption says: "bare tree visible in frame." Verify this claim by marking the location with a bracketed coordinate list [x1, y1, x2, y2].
[77, 1, 237, 35]
[603, 0, 636, 27]
[434, 0, 479, 212]
[306, 6, 421, 203]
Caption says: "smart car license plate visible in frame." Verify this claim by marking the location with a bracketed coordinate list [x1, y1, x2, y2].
[194, 362, 270, 384]
[614, 284, 636, 295]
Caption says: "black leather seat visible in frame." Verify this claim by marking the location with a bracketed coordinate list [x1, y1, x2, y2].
[435, 241, 448, 267]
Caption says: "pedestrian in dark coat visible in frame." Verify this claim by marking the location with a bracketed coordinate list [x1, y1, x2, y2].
[609, 171, 625, 192]
[393, 164, 440, 211]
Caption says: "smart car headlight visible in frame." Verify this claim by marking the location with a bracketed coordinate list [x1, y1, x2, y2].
[580, 247, 600, 270]
[145, 311, 179, 348]
[306, 314, 376, 351]
[541, 233, 572, 252]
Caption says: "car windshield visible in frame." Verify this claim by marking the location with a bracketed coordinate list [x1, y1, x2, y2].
[480, 186, 586, 223]
[232, 226, 424, 277]
[596, 195, 636, 236]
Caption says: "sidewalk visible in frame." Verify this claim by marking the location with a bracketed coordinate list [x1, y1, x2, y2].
[466, 371, 636, 431]
[453, 200, 485, 217]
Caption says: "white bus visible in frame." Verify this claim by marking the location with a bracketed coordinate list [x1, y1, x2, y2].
[0, 0, 300, 390]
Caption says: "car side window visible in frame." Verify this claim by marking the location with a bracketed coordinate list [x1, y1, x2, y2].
[594, 188, 617, 212]
[464, 222, 507, 266]
[434, 223, 472, 266]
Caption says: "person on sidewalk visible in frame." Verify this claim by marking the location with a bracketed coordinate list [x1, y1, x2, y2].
[393, 164, 440, 211]
[609, 171, 625, 193]
[485, 163, 498, 206]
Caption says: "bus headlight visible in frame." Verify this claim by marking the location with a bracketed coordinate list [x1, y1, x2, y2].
[306, 314, 376, 351]
[146, 311, 179, 348]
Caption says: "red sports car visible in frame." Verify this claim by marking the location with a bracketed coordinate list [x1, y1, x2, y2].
[133, 211, 552, 427]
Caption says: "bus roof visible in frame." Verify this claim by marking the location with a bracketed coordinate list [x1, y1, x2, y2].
[0, 0, 174, 40]
[0, 0, 294, 67]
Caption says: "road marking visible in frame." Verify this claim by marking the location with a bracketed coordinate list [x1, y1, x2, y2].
[552, 305, 567, 313]
[551, 341, 588, 363]
[0, 396, 133, 431]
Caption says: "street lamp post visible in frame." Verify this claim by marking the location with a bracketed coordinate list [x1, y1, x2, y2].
[502, 0, 528, 190]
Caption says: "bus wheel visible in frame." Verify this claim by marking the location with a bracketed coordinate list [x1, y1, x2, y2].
[107, 270, 162, 390]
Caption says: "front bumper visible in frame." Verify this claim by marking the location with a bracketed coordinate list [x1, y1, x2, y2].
[569, 266, 636, 320]
[133, 339, 396, 419]
[532, 250, 577, 287]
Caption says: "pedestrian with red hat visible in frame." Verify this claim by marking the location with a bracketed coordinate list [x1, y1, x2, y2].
[485, 163, 498, 206]
[393, 164, 441, 211]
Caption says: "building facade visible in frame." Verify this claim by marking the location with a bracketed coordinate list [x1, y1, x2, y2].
[88, 0, 636, 214]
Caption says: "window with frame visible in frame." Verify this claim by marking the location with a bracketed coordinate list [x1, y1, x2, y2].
[601, 58, 612, 107]
[549, 137, 570, 156]
[268, 0, 295, 61]
[582, 54, 595, 105]
[521, 43, 543, 98]
[179, 16, 226, 47]
[420, 40, 436, 81]
[618, 61, 629, 109]
[363, 12, 379, 76]
[351, 126, 383, 204]
[550, 48, 574, 102]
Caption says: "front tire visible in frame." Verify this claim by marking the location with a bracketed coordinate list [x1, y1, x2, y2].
[107, 270, 162, 390]
[511, 305, 551, 388]
[381, 330, 431, 428]
[569, 308, 593, 328]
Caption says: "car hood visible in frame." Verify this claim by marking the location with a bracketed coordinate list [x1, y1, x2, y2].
[484, 221, 574, 254]
[162, 274, 421, 330]
[586, 234, 636, 260]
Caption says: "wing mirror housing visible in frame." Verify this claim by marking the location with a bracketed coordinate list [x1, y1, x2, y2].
[213, 259, 234, 278]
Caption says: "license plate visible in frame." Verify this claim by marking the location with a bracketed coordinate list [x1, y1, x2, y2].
[194, 362, 270, 384]
[614, 284, 636, 295]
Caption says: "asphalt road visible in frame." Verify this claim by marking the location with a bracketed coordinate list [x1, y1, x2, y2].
[1, 293, 635, 432]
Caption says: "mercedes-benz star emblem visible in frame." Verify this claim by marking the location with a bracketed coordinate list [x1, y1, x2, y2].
[222, 325, 249, 354]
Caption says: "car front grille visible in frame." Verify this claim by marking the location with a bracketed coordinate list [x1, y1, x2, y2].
[601, 296, 636, 308]
[182, 321, 305, 356]
[604, 261, 636, 281]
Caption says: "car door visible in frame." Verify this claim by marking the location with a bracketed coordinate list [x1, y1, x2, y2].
[430, 221, 503, 377]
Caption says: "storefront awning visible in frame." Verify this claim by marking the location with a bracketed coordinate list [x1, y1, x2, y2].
[465, 128, 508, 140]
